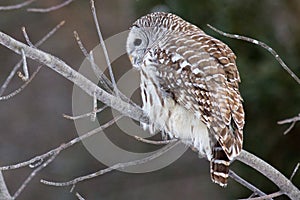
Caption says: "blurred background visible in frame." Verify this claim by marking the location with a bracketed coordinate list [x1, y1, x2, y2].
[0, 0, 299, 199]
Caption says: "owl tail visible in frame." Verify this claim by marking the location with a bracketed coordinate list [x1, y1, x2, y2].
[210, 143, 230, 187]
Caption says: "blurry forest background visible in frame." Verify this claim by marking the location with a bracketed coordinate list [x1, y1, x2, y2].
[0, 0, 299, 199]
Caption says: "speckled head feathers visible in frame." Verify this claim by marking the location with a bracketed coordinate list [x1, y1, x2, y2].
[132, 12, 204, 34]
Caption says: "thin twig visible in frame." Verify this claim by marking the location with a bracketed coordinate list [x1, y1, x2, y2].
[0, 66, 42, 101]
[73, 31, 89, 56]
[70, 184, 76, 193]
[1, 116, 121, 197]
[90, 0, 119, 97]
[282, 121, 296, 135]
[290, 163, 300, 181]
[40, 141, 181, 187]
[88, 50, 112, 92]
[88, 50, 103, 80]
[0, 20, 65, 96]
[207, 24, 300, 85]
[239, 191, 283, 200]
[76, 192, 86, 200]
[19, 48, 29, 81]
[63, 105, 108, 120]
[0, 171, 12, 200]
[36, 21, 66, 47]
[134, 136, 178, 145]
[91, 91, 97, 121]
[12, 148, 61, 199]
[229, 171, 269, 199]
[0, 62, 22, 96]
[21, 27, 34, 47]
[248, 193, 257, 199]
[277, 114, 300, 124]
[27, 0, 75, 13]
[0, 116, 122, 171]
[278, 113, 300, 135]
[73, 31, 114, 94]
[0, 0, 36, 11]
[73, 31, 137, 106]
[237, 150, 300, 200]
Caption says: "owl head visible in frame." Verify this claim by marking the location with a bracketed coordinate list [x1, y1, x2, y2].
[126, 12, 204, 69]
[126, 25, 150, 69]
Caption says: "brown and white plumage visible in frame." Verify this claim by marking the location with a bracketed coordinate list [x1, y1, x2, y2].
[126, 12, 245, 187]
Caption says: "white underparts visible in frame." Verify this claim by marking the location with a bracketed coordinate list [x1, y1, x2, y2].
[140, 68, 213, 160]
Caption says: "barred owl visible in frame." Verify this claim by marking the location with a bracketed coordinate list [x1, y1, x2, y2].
[126, 12, 244, 187]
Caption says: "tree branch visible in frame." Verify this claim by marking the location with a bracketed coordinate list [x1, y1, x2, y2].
[27, 0, 75, 13]
[278, 113, 300, 135]
[0, 0, 36, 11]
[228, 170, 269, 199]
[0, 30, 299, 199]
[90, 0, 119, 97]
[237, 150, 299, 199]
[40, 141, 181, 187]
[0, 20, 65, 96]
[0, 65, 42, 101]
[0, 171, 12, 200]
[0, 31, 147, 124]
[0, 116, 122, 171]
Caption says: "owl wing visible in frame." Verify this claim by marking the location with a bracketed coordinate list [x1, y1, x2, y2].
[148, 33, 244, 160]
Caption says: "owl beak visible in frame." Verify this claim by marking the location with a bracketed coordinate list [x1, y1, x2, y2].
[129, 55, 138, 66]
[128, 55, 140, 69]
[129, 55, 134, 63]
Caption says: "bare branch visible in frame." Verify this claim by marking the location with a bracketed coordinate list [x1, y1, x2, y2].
[40, 141, 181, 187]
[76, 192, 86, 200]
[12, 148, 61, 199]
[35, 21, 66, 47]
[229, 170, 269, 199]
[0, 116, 122, 171]
[73, 31, 113, 94]
[0, 0, 36, 11]
[90, 0, 119, 97]
[27, 0, 75, 13]
[237, 150, 300, 200]
[88, 50, 112, 92]
[73, 31, 136, 106]
[240, 191, 283, 200]
[21, 27, 34, 47]
[0, 66, 42, 101]
[73, 31, 89, 57]
[0, 117, 120, 197]
[278, 113, 300, 135]
[0, 31, 147, 123]
[19, 48, 29, 81]
[290, 163, 300, 181]
[91, 91, 97, 121]
[133, 136, 178, 145]
[0, 20, 65, 96]
[63, 105, 108, 120]
[0, 171, 12, 200]
[207, 24, 300, 85]
[282, 121, 296, 135]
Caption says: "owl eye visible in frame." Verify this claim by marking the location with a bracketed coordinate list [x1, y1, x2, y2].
[133, 38, 142, 46]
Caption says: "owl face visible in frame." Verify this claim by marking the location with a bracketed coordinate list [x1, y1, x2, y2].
[126, 26, 149, 69]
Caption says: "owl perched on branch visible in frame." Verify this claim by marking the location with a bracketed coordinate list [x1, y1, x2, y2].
[126, 12, 245, 187]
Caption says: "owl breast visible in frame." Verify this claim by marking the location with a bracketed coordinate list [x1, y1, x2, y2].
[140, 65, 213, 160]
